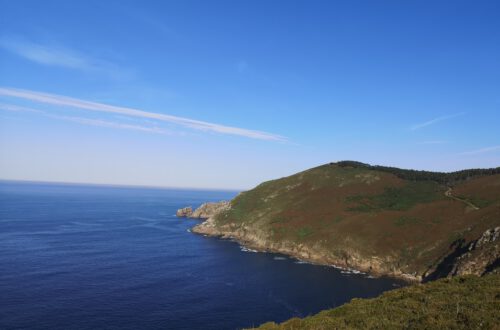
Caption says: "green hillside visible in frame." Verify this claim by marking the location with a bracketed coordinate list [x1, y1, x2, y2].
[194, 162, 500, 280]
[251, 274, 500, 330]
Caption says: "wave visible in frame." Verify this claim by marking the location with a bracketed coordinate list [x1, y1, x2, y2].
[294, 260, 310, 265]
[341, 269, 365, 275]
[240, 246, 258, 253]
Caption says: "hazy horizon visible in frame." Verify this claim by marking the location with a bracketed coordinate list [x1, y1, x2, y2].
[1, 1, 499, 189]
[2, 158, 499, 191]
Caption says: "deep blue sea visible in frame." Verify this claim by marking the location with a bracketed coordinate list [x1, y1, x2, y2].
[0, 181, 405, 330]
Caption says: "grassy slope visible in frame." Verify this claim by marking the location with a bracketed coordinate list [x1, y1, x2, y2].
[214, 163, 500, 277]
[251, 274, 500, 330]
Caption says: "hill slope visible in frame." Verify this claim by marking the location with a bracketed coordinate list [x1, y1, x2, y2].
[193, 162, 500, 281]
[251, 274, 500, 330]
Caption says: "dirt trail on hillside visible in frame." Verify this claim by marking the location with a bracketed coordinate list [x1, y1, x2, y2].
[445, 187, 480, 210]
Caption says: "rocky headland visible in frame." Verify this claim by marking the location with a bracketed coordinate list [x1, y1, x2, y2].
[176, 206, 193, 217]
[187, 162, 500, 282]
[176, 201, 230, 219]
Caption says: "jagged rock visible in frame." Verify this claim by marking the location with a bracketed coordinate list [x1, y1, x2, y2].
[190, 201, 230, 219]
[423, 227, 500, 281]
[450, 227, 499, 276]
[177, 201, 230, 219]
[176, 206, 193, 217]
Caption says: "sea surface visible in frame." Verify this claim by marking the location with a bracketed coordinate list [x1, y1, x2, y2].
[0, 181, 405, 330]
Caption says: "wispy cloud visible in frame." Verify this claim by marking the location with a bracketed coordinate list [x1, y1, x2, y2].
[458, 145, 500, 156]
[0, 103, 172, 135]
[411, 112, 465, 130]
[0, 87, 287, 141]
[47, 114, 173, 135]
[0, 37, 133, 79]
[0, 103, 44, 114]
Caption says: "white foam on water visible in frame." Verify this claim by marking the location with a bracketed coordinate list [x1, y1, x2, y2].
[240, 246, 258, 253]
[294, 259, 311, 265]
[341, 269, 365, 275]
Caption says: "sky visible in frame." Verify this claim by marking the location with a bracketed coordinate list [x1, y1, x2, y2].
[0, 0, 499, 190]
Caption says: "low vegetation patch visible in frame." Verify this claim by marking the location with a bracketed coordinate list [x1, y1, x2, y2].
[251, 274, 500, 330]
[394, 216, 420, 226]
[347, 182, 443, 212]
[297, 227, 313, 239]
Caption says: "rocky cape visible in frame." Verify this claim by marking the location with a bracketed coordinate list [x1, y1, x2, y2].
[177, 201, 230, 219]
[187, 162, 500, 283]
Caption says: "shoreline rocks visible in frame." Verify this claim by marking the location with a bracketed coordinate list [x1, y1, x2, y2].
[191, 201, 230, 219]
[176, 206, 193, 217]
[192, 218, 499, 283]
[176, 201, 230, 219]
[192, 219, 421, 282]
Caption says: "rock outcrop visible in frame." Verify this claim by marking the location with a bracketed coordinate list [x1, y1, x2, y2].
[191, 201, 230, 219]
[176, 206, 193, 217]
[423, 227, 500, 281]
[177, 201, 230, 219]
[449, 227, 499, 276]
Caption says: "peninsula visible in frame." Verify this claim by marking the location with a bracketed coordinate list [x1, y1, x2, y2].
[180, 161, 500, 282]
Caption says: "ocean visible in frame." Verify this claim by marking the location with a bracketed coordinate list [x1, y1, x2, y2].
[0, 181, 405, 330]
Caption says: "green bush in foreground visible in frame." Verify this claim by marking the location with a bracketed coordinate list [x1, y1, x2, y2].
[251, 274, 500, 330]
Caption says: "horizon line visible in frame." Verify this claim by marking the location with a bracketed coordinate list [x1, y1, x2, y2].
[2, 160, 499, 192]
[0, 178, 245, 193]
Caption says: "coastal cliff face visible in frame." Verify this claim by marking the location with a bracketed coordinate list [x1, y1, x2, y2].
[422, 226, 500, 280]
[451, 227, 499, 276]
[192, 162, 500, 282]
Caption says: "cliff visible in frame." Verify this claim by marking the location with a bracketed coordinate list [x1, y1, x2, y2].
[423, 226, 500, 281]
[451, 227, 500, 276]
[192, 161, 500, 282]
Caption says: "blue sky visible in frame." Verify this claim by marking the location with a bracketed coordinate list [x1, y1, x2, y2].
[0, 0, 499, 189]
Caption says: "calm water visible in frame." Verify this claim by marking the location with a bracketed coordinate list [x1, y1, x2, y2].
[0, 181, 405, 330]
